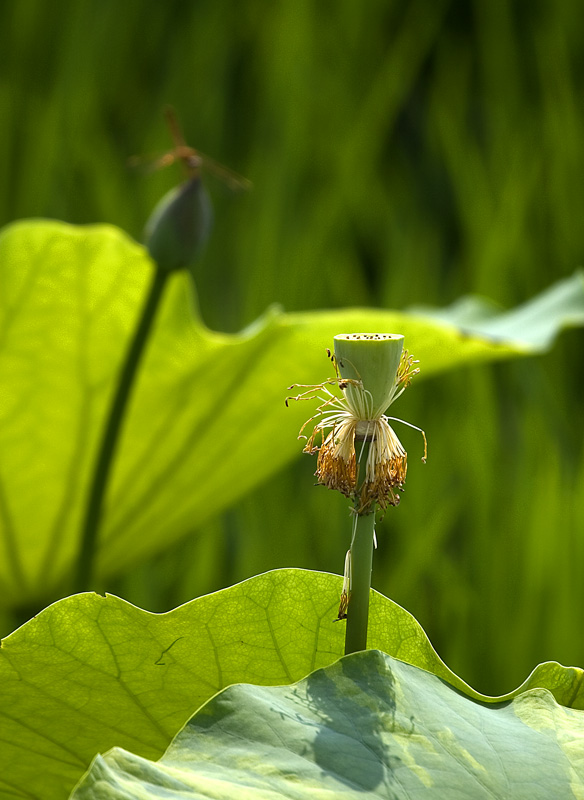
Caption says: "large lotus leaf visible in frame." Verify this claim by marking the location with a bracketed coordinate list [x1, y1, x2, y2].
[1, 220, 584, 606]
[72, 649, 584, 800]
[1, 569, 582, 800]
[410, 271, 584, 349]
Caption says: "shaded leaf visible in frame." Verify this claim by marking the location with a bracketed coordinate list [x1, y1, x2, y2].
[1, 569, 582, 800]
[72, 649, 584, 799]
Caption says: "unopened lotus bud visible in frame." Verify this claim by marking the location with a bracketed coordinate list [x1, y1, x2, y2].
[145, 176, 213, 272]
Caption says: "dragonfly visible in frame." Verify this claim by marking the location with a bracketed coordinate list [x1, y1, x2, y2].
[130, 106, 252, 192]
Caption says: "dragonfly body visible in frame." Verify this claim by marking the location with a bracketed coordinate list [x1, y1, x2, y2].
[132, 107, 251, 192]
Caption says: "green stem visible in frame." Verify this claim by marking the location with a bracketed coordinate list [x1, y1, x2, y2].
[74, 265, 169, 592]
[344, 440, 376, 655]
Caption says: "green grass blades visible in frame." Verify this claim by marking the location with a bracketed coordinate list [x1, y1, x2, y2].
[2, 569, 583, 800]
[1, 220, 583, 610]
[73, 651, 584, 799]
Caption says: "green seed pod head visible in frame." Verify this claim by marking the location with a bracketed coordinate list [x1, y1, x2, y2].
[334, 333, 404, 418]
[145, 177, 213, 272]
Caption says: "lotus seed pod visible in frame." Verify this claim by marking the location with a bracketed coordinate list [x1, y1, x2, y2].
[334, 333, 404, 418]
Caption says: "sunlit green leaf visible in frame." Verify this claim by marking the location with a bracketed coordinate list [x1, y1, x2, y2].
[72, 649, 584, 799]
[1, 569, 582, 800]
[1, 221, 583, 607]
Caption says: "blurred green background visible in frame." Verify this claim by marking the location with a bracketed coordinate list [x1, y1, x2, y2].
[2, 0, 583, 696]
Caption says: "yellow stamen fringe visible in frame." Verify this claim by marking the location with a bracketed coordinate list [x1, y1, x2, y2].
[305, 416, 407, 510]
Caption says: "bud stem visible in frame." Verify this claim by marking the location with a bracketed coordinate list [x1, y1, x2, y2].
[74, 265, 169, 592]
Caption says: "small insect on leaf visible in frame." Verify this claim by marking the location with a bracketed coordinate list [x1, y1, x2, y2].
[334, 590, 349, 622]
[333, 550, 352, 621]
[129, 106, 252, 192]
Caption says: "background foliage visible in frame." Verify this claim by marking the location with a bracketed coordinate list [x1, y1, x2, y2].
[1, 0, 583, 695]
